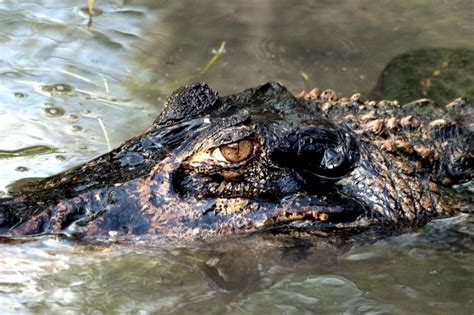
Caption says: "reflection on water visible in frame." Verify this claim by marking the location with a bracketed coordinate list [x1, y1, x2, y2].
[1, 215, 472, 313]
[0, 0, 473, 313]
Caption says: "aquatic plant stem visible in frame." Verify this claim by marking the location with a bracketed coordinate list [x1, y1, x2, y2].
[87, 0, 95, 15]
[200, 41, 226, 75]
[97, 117, 112, 151]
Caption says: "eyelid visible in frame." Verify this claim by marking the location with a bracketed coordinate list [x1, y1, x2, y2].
[210, 127, 254, 147]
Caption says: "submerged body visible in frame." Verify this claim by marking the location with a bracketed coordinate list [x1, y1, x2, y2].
[0, 82, 472, 242]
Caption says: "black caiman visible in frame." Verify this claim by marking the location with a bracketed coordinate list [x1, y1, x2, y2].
[0, 82, 472, 242]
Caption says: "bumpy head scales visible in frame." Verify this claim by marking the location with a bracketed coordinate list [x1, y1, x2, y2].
[1, 82, 472, 241]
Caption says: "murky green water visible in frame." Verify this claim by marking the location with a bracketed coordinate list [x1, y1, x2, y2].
[0, 0, 473, 313]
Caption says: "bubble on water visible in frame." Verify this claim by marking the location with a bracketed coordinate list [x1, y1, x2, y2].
[66, 114, 80, 122]
[71, 125, 83, 132]
[41, 83, 75, 96]
[55, 155, 67, 161]
[13, 92, 27, 98]
[15, 166, 29, 172]
[43, 103, 66, 118]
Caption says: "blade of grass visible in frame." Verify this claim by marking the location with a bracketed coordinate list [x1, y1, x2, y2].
[59, 69, 94, 84]
[0, 145, 58, 158]
[300, 71, 310, 81]
[200, 41, 226, 75]
[97, 117, 112, 151]
[125, 41, 227, 94]
[161, 41, 227, 91]
[99, 73, 110, 93]
[87, 0, 95, 15]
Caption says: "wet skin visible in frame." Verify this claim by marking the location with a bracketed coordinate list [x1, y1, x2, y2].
[0, 82, 472, 242]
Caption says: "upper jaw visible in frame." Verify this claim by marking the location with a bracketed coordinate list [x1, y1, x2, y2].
[261, 193, 370, 230]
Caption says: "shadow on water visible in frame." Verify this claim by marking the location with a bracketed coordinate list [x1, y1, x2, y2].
[0, 0, 473, 313]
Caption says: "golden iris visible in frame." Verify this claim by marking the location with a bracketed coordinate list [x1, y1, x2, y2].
[219, 139, 254, 163]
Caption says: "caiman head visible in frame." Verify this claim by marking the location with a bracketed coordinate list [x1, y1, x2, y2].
[2, 81, 470, 241]
[140, 82, 368, 239]
[143, 81, 471, 240]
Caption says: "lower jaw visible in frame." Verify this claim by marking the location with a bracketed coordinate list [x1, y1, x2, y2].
[260, 218, 377, 239]
[256, 209, 379, 234]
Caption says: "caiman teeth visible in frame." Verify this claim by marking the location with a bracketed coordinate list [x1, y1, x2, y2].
[273, 210, 329, 224]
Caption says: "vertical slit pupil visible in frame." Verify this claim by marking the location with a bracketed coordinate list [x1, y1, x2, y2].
[220, 139, 254, 163]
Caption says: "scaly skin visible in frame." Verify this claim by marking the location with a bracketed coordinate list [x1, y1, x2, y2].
[299, 88, 472, 225]
[0, 82, 472, 243]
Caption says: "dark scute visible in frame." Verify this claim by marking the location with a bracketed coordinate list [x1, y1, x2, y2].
[155, 82, 219, 125]
[254, 82, 300, 112]
[254, 81, 287, 99]
[0, 206, 14, 229]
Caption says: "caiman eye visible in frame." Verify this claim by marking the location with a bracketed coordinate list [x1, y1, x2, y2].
[216, 139, 255, 163]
